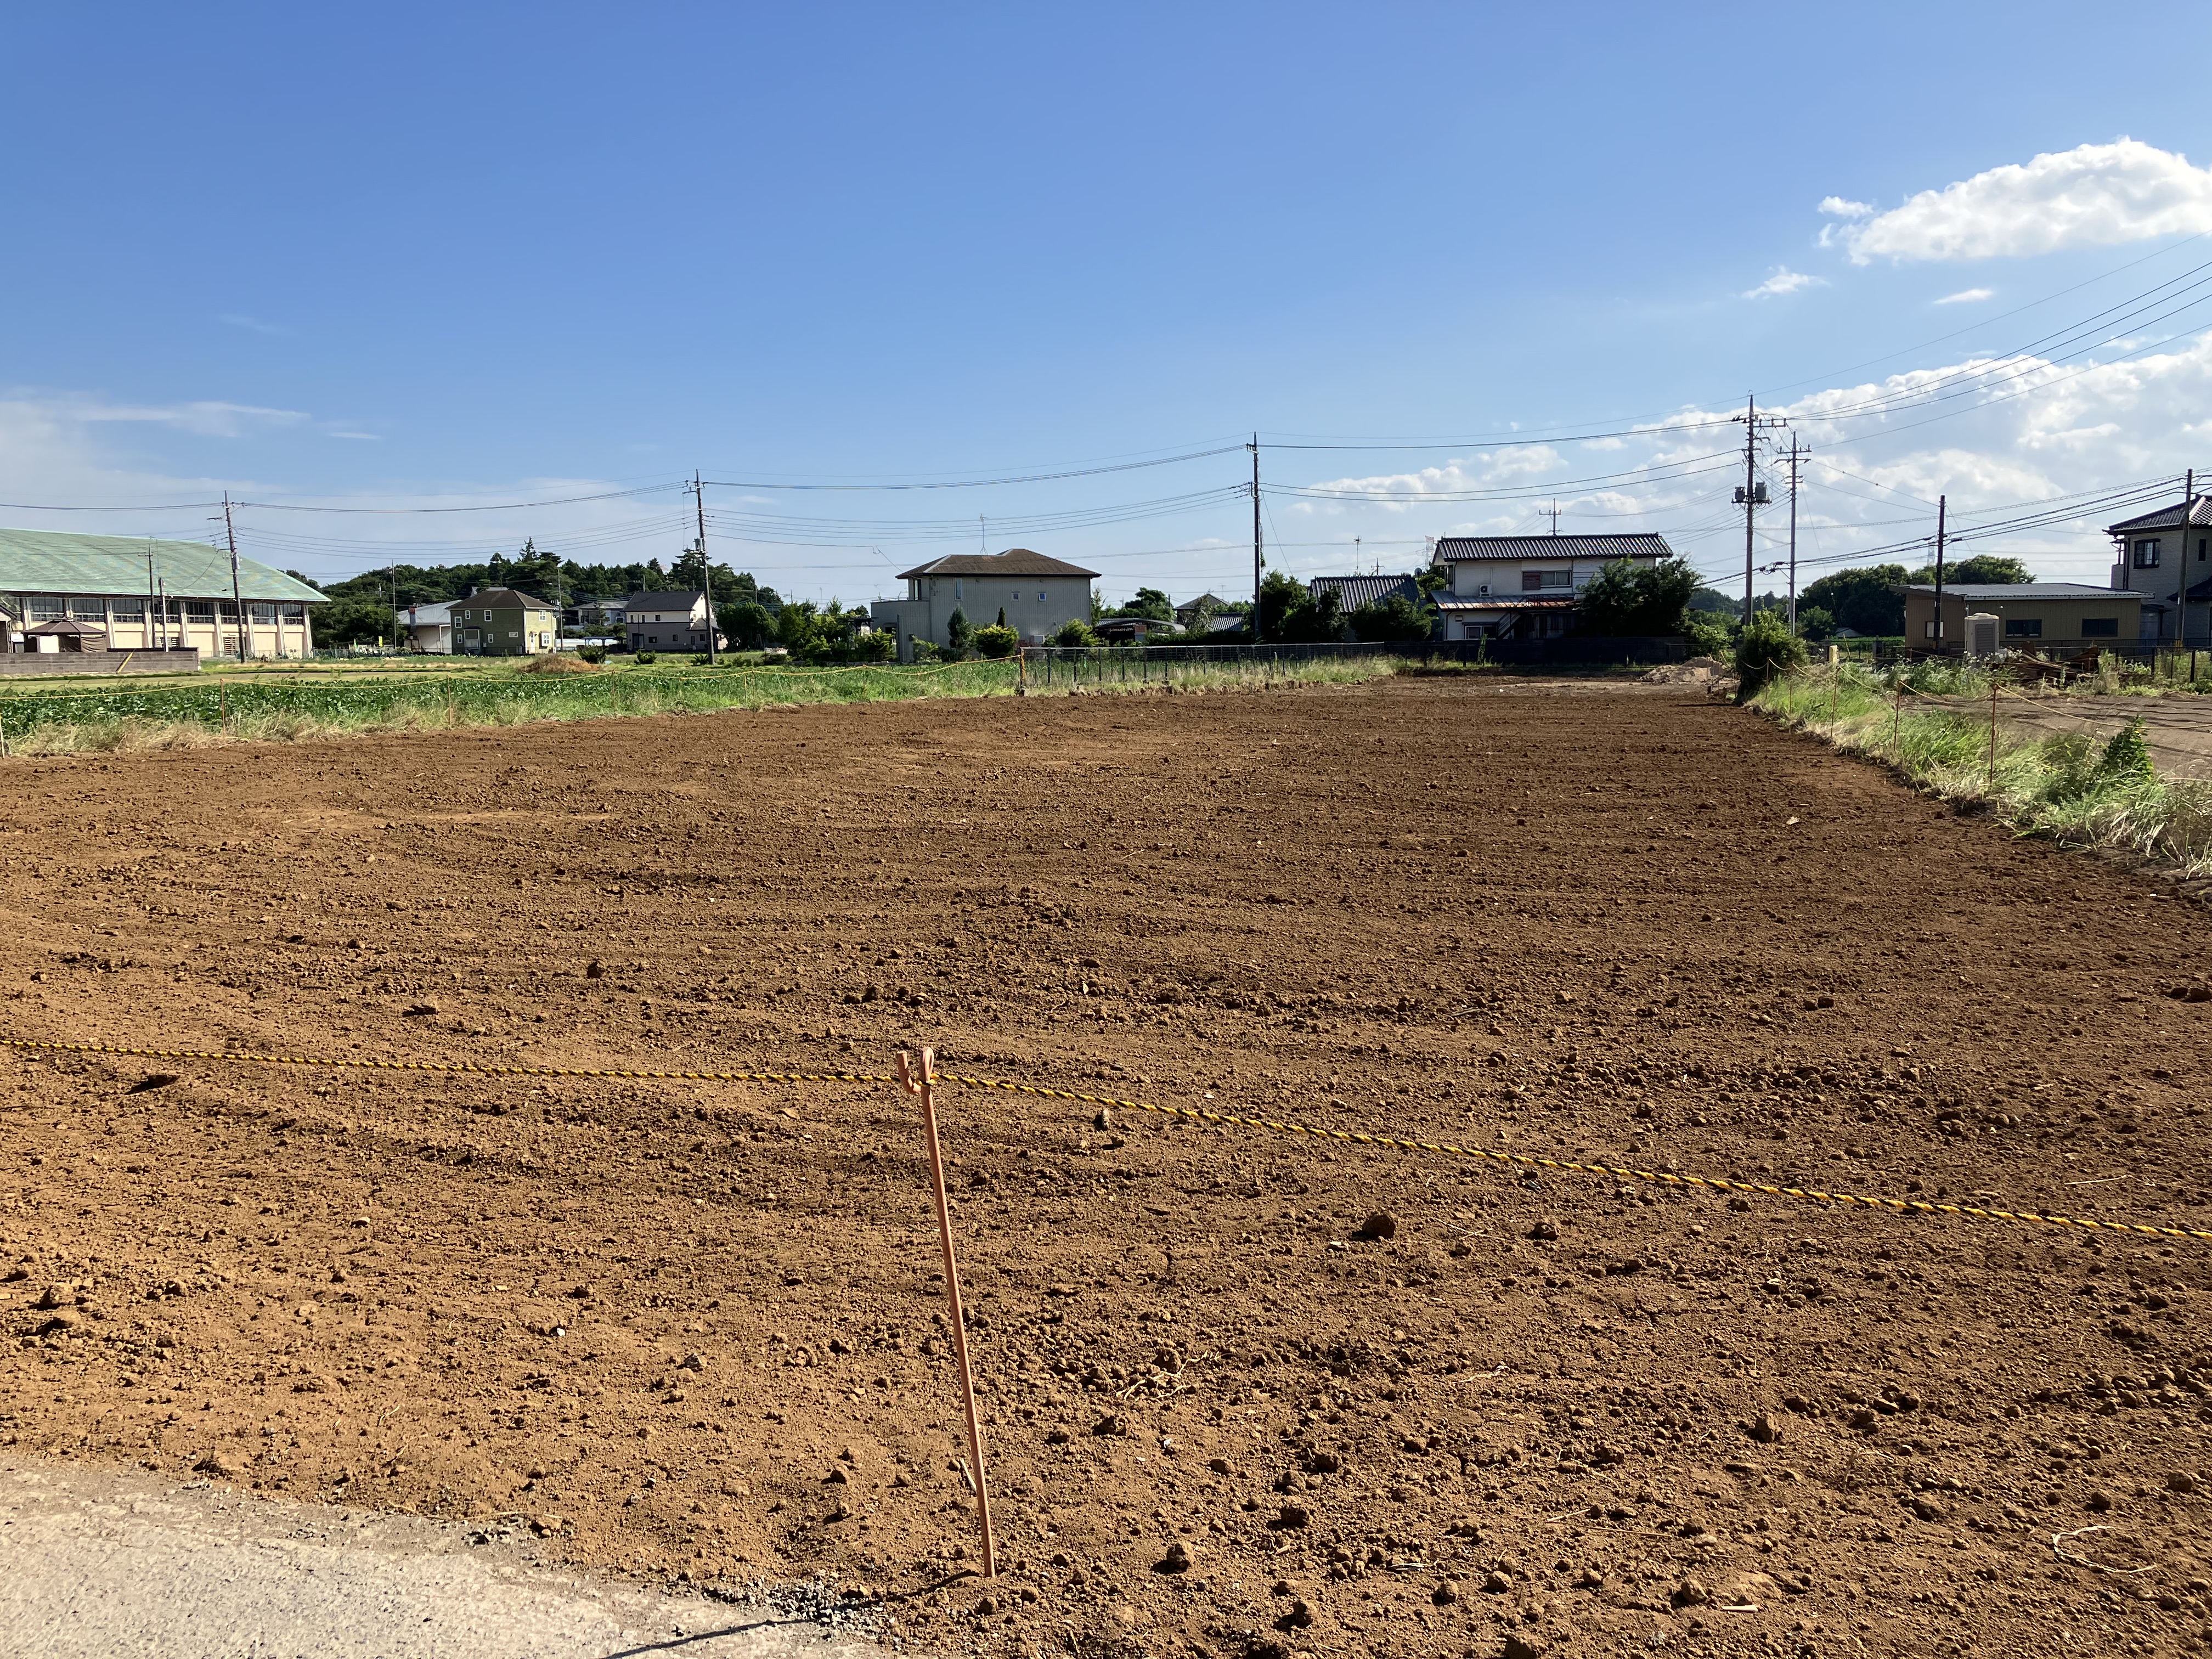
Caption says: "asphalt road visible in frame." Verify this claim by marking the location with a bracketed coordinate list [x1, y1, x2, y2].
[0, 1458, 879, 1659]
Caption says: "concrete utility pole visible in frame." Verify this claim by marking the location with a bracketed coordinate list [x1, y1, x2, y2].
[1250, 436, 1263, 645]
[1732, 396, 1779, 626]
[1780, 436, 1809, 635]
[223, 493, 250, 661]
[2176, 469, 2195, 651]
[1932, 495, 1947, 651]
[144, 546, 159, 653]
[691, 471, 718, 664]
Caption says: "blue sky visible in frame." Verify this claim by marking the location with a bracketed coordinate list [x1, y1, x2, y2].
[6, 2, 2212, 602]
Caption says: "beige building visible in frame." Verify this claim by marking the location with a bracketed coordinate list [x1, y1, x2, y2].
[870, 549, 1099, 658]
[0, 528, 323, 658]
[1903, 583, 2142, 653]
[1430, 532, 1672, 641]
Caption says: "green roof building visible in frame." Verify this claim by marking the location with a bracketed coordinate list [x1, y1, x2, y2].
[0, 529, 326, 660]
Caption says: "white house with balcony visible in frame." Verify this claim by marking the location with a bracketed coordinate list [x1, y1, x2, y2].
[870, 549, 1099, 659]
[1429, 532, 1674, 641]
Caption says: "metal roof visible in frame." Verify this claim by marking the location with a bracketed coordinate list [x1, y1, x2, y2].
[1308, 573, 1419, 610]
[0, 528, 326, 603]
[1434, 533, 1673, 563]
[1906, 583, 2136, 600]
[622, 590, 706, 610]
[2108, 499, 2212, 534]
[895, 548, 1100, 580]
[460, 586, 555, 610]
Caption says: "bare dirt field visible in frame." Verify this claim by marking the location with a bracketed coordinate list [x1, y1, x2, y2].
[3, 676, 2212, 1659]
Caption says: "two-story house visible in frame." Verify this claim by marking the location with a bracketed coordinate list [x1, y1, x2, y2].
[452, 586, 559, 656]
[622, 590, 721, 653]
[870, 549, 1099, 659]
[1429, 532, 1674, 641]
[2108, 498, 2212, 646]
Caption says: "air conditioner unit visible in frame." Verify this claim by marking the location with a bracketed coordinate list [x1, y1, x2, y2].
[1965, 612, 2001, 658]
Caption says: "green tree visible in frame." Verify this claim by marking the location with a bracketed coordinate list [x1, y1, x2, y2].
[315, 594, 399, 648]
[720, 600, 775, 650]
[946, 608, 973, 658]
[1347, 594, 1431, 642]
[1051, 619, 1099, 647]
[1906, 554, 2034, 586]
[974, 623, 1019, 658]
[1256, 572, 1347, 643]
[1113, 586, 1173, 622]
[1798, 564, 1911, 636]
[1796, 605, 1837, 642]
[1574, 557, 1700, 635]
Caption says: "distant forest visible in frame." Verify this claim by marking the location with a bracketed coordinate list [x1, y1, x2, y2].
[295, 539, 787, 647]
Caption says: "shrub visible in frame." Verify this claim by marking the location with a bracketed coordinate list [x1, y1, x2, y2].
[1683, 610, 1734, 658]
[852, 628, 897, 663]
[1347, 595, 1430, 643]
[577, 645, 608, 664]
[1796, 606, 1836, 643]
[946, 608, 973, 658]
[1052, 619, 1101, 647]
[634, 651, 658, 665]
[691, 653, 713, 665]
[974, 624, 1019, 658]
[1733, 611, 1805, 699]
[2099, 716, 2155, 786]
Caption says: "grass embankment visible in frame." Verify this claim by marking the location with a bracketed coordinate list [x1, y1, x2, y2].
[0, 651, 1408, 757]
[1754, 662, 2212, 877]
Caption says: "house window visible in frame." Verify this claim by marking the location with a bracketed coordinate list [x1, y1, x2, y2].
[2135, 539, 2163, 568]
[955, 580, 964, 600]
[2082, 617, 2120, 637]
[2004, 618, 2043, 638]
[111, 596, 145, 621]
[1521, 569, 1572, 591]
[185, 601, 216, 622]
[251, 603, 276, 624]
[69, 597, 104, 622]
[25, 596, 63, 622]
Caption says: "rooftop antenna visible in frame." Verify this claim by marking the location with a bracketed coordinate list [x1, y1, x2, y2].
[979, 515, 986, 557]
[1354, 535, 1362, 572]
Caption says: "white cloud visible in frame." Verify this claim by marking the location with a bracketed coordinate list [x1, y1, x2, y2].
[1819, 196, 1874, 219]
[1829, 139, 2212, 263]
[1742, 267, 1824, 300]
[1934, 287, 1994, 304]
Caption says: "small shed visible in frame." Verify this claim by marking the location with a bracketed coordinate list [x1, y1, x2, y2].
[25, 618, 106, 653]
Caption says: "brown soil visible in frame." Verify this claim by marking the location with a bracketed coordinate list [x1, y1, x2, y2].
[3, 678, 2211, 1659]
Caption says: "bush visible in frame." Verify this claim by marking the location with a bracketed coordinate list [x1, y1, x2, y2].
[634, 651, 658, 665]
[974, 623, 1019, 658]
[1052, 619, 1100, 647]
[691, 653, 713, 665]
[577, 645, 608, 664]
[852, 628, 897, 663]
[1733, 612, 1805, 699]
[1347, 594, 1431, 643]
[1683, 610, 1735, 658]
[518, 653, 597, 676]
[946, 608, 973, 658]
[2100, 717, 2156, 786]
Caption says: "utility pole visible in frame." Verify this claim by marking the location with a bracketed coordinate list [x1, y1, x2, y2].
[2176, 469, 2196, 652]
[1932, 495, 1947, 652]
[223, 492, 251, 661]
[1250, 435, 1263, 645]
[1780, 436, 1809, 635]
[1731, 396, 1779, 626]
[691, 471, 718, 664]
[1546, 500, 1560, 537]
[144, 545, 159, 654]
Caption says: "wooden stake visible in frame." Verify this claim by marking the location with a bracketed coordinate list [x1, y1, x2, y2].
[897, 1047, 997, 1578]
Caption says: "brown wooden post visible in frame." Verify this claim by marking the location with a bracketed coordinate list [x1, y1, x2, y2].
[896, 1047, 997, 1578]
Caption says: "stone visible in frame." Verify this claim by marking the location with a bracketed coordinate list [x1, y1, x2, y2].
[1358, 1211, 1398, 1241]
[1273, 1504, 1311, 1531]
[34, 1284, 70, 1311]
[1431, 1580, 1458, 1605]
[1910, 1494, 1946, 1522]
[1502, 1634, 1549, 1659]
[1092, 1414, 1127, 1437]
[1281, 1598, 1315, 1629]
[2170, 1470, 2200, 1495]
[1672, 1576, 1711, 1608]
[2088, 1490, 2114, 1514]
[1482, 1570, 1512, 1594]
[1530, 1219, 1560, 1242]
[1206, 1456, 1233, 1475]
[193, 1453, 236, 1478]
[1749, 1413, 1782, 1444]
[1158, 1541, 1192, 1573]
[403, 1002, 438, 1017]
